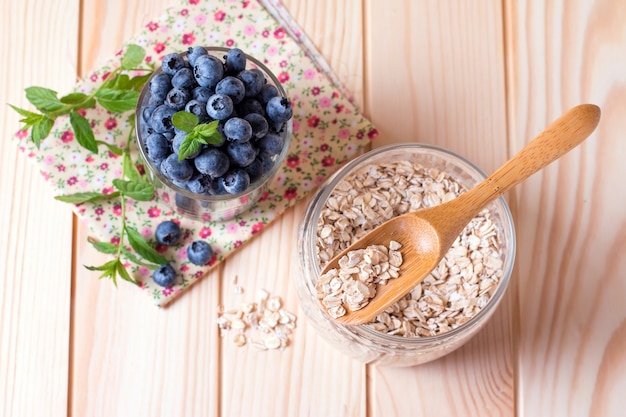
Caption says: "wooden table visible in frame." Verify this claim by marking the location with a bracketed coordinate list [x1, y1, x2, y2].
[2, 1, 625, 416]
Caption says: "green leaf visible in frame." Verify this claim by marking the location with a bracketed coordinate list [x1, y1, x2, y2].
[95, 88, 140, 113]
[172, 111, 199, 133]
[25, 86, 64, 112]
[123, 152, 141, 182]
[87, 236, 120, 254]
[96, 140, 124, 155]
[55, 191, 120, 203]
[112, 179, 154, 201]
[69, 111, 99, 153]
[85, 259, 119, 286]
[9, 104, 45, 126]
[31, 117, 54, 148]
[121, 248, 160, 269]
[194, 120, 222, 145]
[121, 44, 146, 70]
[104, 74, 132, 91]
[116, 261, 138, 285]
[128, 73, 153, 92]
[125, 226, 168, 265]
[177, 133, 202, 162]
[60, 92, 96, 108]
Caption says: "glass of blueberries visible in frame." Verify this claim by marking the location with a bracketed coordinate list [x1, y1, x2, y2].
[135, 46, 293, 221]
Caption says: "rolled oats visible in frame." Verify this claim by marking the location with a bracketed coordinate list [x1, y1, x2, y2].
[315, 160, 504, 337]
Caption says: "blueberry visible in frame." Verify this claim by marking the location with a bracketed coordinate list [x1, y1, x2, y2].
[155, 220, 182, 246]
[150, 105, 177, 133]
[266, 96, 293, 123]
[257, 132, 284, 156]
[223, 117, 252, 142]
[161, 153, 194, 181]
[244, 113, 269, 138]
[194, 148, 230, 177]
[194, 54, 224, 89]
[187, 240, 213, 265]
[215, 76, 245, 104]
[206, 177, 228, 195]
[226, 141, 258, 167]
[152, 264, 177, 287]
[184, 99, 209, 121]
[221, 168, 251, 194]
[258, 83, 279, 105]
[175, 192, 198, 212]
[145, 133, 171, 162]
[171, 67, 196, 90]
[165, 87, 190, 111]
[237, 69, 265, 97]
[236, 98, 265, 117]
[244, 157, 264, 183]
[187, 174, 211, 194]
[162, 53, 187, 76]
[192, 86, 214, 103]
[172, 131, 202, 159]
[141, 105, 157, 124]
[206, 94, 234, 120]
[257, 151, 275, 174]
[149, 73, 172, 101]
[224, 48, 246, 74]
[186, 46, 208, 67]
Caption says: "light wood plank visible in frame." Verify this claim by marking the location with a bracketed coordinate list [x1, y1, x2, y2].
[364, 1, 515, 416]
[219, 1, 368, 416]
[70, 1, 220, 416]
[0, 1, 78, 416]
[504, 1, 626, 416]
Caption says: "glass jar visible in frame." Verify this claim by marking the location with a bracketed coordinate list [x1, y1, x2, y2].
[295, 143, 516, 366]
[135, 46, 292, 222]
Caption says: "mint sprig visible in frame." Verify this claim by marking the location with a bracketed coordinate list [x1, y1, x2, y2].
[172, 111, 222, 161]
[10, 44, 153, 152]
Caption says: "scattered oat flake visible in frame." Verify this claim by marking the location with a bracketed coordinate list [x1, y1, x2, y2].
[216, 284, 297, 350]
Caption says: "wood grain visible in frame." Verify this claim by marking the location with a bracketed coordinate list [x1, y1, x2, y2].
[219, 1, 367, 416]
[364, 1, 515, 416]
[70, 1, 220, 416]
[505, 1, 626, 416]
[0, 1, 77, 416]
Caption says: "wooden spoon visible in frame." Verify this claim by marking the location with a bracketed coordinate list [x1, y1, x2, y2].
[320, 104, 601, 326]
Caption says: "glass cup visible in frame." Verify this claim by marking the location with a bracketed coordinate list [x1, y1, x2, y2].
[295, 143, 516, 366]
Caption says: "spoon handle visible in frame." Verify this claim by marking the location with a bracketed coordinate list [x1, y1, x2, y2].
[458, 104, 600, 212]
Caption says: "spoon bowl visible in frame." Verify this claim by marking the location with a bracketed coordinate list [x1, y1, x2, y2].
[321, 104, 601, 326]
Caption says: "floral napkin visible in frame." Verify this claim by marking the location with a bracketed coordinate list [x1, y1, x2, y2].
[13, 0, 377, 307]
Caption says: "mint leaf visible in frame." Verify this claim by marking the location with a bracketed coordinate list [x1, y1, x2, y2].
[121, 44, 146, 70]
[69, 111, 99, 153]
[177, 133, 202, 161]
[112, 179, 154, 201]
[9, 104, 45, 126]
[87, 236, 119, 254]
[103, 74, 131, 91]
[172, 111, 199, 132]
[60, 92, 96, 108]
[125, 226, 168, 265]
[123, 152, 141, 182]
[31, 117, 54, 148]
[115, 261, 137, 285]
[85, 259, 119, 286]
[128, 73, 153, 92]
[96, 140, 124, 155]
[25, 86, 64, 112]
[121, 248, 160, 269]
[95, 88, 140, 113]
[55, 191, 120, 203]
[195, 120, 222, 145]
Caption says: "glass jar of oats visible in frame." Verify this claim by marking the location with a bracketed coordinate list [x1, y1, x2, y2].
[295, 143, 516, 367]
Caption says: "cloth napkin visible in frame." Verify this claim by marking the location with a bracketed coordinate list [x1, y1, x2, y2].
[13, 0, 377, 307]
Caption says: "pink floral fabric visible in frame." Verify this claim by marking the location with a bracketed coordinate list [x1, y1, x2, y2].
[13, 0, 377, 306]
